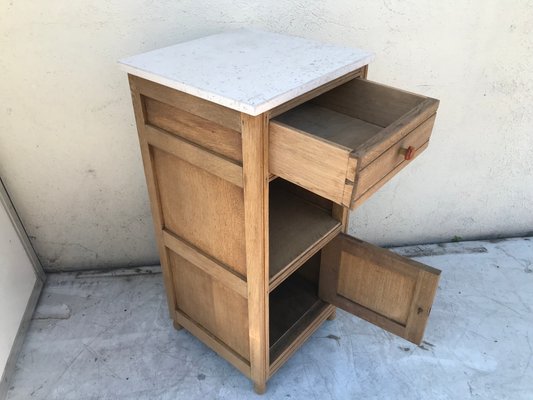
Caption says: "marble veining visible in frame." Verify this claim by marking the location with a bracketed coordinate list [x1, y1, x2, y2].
[119, 29, 374, 115]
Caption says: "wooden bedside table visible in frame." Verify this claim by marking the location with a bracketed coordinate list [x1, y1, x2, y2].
[119, 29, 441, 394]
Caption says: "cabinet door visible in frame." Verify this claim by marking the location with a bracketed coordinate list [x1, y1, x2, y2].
[319, 234, 440, 344]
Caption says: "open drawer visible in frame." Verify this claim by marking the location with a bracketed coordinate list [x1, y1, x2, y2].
[319, 233, 440, 344]
[270, 79, 439, 209]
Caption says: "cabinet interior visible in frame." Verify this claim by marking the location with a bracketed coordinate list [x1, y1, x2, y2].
[269, 179, 340, 289]
[269, 252, 328, 363]
[269, 179, 337, 364]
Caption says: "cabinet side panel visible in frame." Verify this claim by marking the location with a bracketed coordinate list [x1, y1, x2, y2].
[169, 250, 250, 360]
[128, 78, 177, 317]
[151, 147, 246, 277]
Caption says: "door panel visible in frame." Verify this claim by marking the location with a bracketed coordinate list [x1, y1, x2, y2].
[319, 233, 440, 344]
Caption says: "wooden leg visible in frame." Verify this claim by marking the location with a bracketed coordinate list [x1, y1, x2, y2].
[173, 320, 183, 331]
[327, 309, 337, 321]
[254, 382, 266, 395]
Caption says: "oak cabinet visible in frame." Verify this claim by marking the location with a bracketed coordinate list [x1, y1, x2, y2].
[120, 29, 441, 394]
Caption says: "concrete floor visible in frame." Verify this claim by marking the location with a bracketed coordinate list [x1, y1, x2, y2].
[6, 237, 533, 400]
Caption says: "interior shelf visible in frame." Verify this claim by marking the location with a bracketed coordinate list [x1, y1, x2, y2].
[269, 253, 330, 365]
[269, 180, 341, 291]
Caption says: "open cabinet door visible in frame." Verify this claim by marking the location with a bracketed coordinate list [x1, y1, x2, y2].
[319, 234, 440, 344]
[0, 180, 45, 397]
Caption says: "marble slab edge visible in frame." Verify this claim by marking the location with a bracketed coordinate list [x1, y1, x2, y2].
[119, 54, 375, 116]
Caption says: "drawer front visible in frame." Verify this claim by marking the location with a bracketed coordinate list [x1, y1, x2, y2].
[269, 121, 357, 207]
[351, 113, 436, 208]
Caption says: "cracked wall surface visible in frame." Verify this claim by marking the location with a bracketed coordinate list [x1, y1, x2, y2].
[0, 1, 532, 270]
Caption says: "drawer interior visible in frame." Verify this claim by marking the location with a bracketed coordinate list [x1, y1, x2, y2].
[274, 78, 429, 154]
[270, 78, 438, 209]
[275, 102, 381, 150]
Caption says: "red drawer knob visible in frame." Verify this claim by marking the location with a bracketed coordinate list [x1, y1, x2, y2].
[403, 146, 416, 160]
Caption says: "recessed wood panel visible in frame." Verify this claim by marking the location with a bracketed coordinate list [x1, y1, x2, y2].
[169, 250, 250, 360]
[152, 147, 246, 276]
[319, 234, 440, 344]
[144, 97, 243, 162]
[130, 75, 242, 132]
[337, 252, 416, 325]
[146, 125, 243, 187]
[162, 230, 247, 298]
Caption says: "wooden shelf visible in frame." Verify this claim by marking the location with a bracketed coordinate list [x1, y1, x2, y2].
[269, 181, 341, 291]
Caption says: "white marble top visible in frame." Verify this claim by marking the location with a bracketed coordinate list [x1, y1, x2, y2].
[119, 29, 374, 116]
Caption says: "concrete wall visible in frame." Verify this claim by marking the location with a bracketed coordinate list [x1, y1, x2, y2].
[1, 1, 532, 271]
